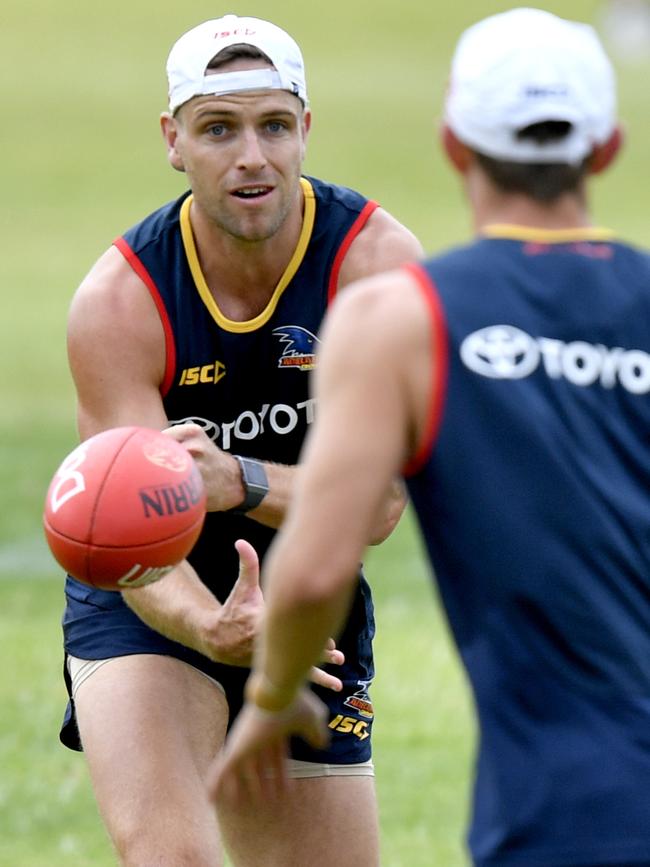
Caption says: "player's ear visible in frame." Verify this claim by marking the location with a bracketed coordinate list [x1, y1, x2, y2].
[300, 107, 312, 159]
[588, 125, 623, 176]
[160, 112, 186, 173]
[441, 125, 472, 174]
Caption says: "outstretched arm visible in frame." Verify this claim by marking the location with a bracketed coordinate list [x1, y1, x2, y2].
[123, 539, 344, 691]
[66, 247, 264, 665]
[67, 246, 342, 686]
[165, 422, 407, 541]
[209, 268, 436, 800]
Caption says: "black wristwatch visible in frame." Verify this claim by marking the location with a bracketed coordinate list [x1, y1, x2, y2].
[231, 455, 269, 514]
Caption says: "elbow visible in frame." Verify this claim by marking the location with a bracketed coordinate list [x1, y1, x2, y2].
[368, 484, 408, 545]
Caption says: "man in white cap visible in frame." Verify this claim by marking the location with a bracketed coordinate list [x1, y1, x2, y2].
[211, 8, 650, 866]
[59, 14, 420, 867]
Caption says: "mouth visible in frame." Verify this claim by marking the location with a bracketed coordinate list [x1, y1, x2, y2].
[230, 185, 274, 200]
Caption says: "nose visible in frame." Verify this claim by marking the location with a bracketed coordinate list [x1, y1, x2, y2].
[236, 128, 267, 172]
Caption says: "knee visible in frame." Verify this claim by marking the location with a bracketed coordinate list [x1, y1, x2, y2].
[116, 829, 221, 867]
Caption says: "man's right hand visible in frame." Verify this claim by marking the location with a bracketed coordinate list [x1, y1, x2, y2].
[163, 423, 245, 512]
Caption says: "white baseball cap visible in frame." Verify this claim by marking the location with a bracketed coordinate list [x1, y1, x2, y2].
[445, 7, 617, 164]
[166, 14, 308, 113]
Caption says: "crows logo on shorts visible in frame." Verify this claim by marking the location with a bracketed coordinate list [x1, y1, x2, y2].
[344, 681, 374, 719]
[328, 681, 374, 742]
[273, 325, 319, 370]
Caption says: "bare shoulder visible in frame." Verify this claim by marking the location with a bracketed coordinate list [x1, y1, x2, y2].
[322, 268, 430, 359]
[68, 244, 168, 433]
[336, 207, 424, 288]
[68, 245, 166, 370]
[69, 246, 162, 341]
[320, 268, 436, 462]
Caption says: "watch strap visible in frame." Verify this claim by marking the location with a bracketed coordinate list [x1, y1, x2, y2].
[231, 455, 269, 514]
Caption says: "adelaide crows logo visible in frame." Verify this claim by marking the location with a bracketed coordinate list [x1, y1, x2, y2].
[272, 326, 320, 371]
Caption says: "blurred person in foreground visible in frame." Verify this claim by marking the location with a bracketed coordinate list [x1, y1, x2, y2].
[601, 0, 650, 60]
[212, 8, 650, 866]
[61, 13, 420, 867]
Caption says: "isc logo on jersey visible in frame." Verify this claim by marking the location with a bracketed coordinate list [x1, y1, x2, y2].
[178, 361, 226, 386]
[460, 325, 650, 394]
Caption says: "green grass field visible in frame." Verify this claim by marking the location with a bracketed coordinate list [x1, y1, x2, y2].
[2, 0, 648, 863]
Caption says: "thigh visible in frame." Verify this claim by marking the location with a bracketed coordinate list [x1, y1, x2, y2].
[74, 653, 228, 867]
[217, 774, 379, 867]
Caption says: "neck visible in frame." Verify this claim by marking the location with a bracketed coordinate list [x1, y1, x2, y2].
[465, 164, 592, 234]
[188, 188, 304, 320]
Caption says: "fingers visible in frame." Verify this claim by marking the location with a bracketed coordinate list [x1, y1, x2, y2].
[310, 637, 344, 691]
[210, 747, 290, 808]
[233, 539, 262, 591]
[162, 423, 204, 445]
[207, 710, 291, 807]
[309, 665, 343, 693]
[257, 740, 290, 802]
[324, 648, 345, 665]
[301, 716, 330, 751]
[296, 693, 331, 750]
[322, 637, 345, 667]
[208, 753, 257, 806]
[208, 691, 329, 809]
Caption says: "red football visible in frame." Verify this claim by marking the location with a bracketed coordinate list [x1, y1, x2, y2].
[43, 426, 206, 590]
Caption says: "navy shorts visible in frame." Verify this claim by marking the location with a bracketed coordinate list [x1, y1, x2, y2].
[61, 576, 375, 764]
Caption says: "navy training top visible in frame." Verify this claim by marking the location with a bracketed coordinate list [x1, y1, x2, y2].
[406, 226, 650, 866]
[65, 176, 378, 689]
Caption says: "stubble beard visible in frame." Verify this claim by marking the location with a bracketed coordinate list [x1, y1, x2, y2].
[210, 186, 297, 244]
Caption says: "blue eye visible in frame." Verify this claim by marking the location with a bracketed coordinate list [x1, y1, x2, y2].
[209, 123, 227, 137]
[267, 121, 286, 134]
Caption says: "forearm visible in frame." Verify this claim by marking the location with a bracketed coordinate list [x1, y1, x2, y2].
[248, 528, 359, 710]
[244, 463, 405, 545]
[243, 461, 297, 529]
[253, 588, 355, 710]
[121, 559, 220, 658]
[164, 425, 297, 529]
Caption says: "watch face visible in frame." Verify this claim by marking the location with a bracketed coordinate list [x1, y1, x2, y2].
[233, 456, 269, 513]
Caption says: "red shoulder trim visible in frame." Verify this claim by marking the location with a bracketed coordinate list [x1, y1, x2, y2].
[327, 200, 380, 303]
[113, 236, 177, 398]
[401, 262, 449, 477]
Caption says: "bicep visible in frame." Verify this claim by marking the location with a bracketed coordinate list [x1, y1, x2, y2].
[287, 289, 413, 567]
[67, 247, 169, 438]
[264, 272, 433, 603]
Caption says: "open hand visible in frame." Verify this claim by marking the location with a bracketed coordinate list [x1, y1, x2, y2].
[202, 540, 345, 690]
[207, 687, 330, 806]
[201, 539, 265, 666]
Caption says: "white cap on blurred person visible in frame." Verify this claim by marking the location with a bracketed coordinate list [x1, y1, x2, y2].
[167, 14, 308, 113]
[445, 7, 617, 164]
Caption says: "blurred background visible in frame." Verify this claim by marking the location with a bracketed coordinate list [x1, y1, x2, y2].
[2, 0, 648, 863]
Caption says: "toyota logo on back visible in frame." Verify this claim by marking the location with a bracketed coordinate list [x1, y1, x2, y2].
[460, 326, 540, 379]
[459, 325, 650, 393]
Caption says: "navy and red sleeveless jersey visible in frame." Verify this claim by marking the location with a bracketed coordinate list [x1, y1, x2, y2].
[62, 176, 378, 761]
[406, 227, 650, 865]
[114, 175, 377, 605]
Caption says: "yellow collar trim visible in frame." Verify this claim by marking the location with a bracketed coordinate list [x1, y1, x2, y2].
[481, 224, 616, 243]
[180, 177, 316, 333]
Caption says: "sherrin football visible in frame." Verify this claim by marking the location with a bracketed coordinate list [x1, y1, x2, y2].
[43, 426, 206, 591]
